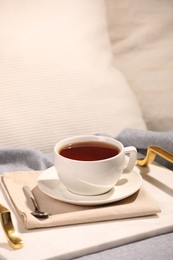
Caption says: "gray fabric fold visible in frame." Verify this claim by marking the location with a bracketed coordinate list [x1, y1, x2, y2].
[0, 129, 172, 174]
[0, 148, 53, 174]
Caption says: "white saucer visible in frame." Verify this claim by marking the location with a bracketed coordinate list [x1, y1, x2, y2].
[37, 166, 142, 206]
[37, 167, 142, 206]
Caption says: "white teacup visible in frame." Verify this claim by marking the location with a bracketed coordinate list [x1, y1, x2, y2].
[54, 135, 137, 196]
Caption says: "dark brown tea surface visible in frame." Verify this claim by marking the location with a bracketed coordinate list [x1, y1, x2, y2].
[59, 141, 120, 161]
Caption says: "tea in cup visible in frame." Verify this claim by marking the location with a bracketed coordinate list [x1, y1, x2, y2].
[54, 135, 137, 196]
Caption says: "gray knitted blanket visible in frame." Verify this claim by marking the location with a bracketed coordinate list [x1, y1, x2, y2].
[0, 129, 172, 174]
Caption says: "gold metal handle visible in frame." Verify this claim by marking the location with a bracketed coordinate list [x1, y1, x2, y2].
[0, 204, 24, 249]
[136, 146, 173, 167]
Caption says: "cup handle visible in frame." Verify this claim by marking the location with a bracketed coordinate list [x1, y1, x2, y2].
[123, 146, 137, 173]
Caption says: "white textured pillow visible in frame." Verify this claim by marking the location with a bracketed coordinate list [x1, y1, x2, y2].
[106, 0, 173, 131]
[0, 0, 146, 152]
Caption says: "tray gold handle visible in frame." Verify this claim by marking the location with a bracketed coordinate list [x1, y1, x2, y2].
[0, 204, 24, 249]
[136, 146, 173, 167]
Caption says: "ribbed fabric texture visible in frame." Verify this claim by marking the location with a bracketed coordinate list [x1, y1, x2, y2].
[0, 0, 146, 152]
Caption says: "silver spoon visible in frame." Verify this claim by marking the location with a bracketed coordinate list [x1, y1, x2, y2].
[23, 186, 49, 219]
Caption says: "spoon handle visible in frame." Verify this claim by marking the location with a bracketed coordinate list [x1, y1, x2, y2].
[23, 186, 39, 210]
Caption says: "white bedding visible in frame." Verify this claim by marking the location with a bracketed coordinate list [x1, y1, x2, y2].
[106, 0, 173, 131]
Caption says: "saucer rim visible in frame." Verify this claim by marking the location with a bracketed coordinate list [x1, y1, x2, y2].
[37, 166, 142, 206]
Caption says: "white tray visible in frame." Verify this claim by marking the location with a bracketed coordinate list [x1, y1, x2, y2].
[0, 163, 173, 260]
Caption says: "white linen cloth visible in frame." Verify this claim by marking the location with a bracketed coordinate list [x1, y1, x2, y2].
[1, 170, 160, 230]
